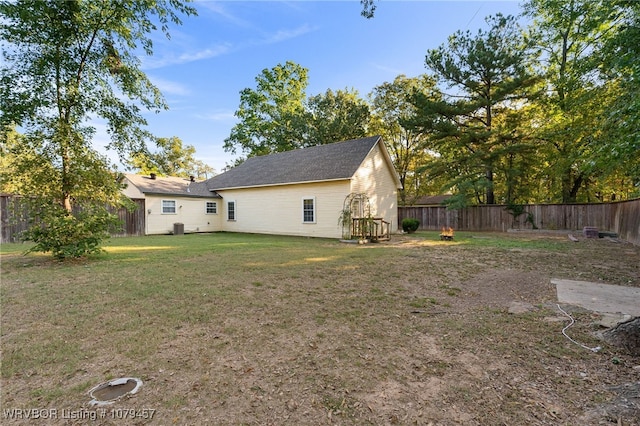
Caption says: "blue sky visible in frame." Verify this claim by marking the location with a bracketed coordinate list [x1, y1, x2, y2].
[107, 0, 525, 174]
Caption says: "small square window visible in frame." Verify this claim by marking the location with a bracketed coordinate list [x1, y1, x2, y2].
[206, 201, 217, 214]
[162, 200, 176, 214]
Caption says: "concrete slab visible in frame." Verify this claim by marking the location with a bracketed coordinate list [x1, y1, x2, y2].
[551, 279, 640, 316]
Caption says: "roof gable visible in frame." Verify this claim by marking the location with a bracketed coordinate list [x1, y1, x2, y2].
[206, 136, 387, 190]
[124, 174, 217, 198]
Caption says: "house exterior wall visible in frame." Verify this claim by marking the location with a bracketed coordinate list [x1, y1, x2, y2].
[217, 180, 351, 238]
[350, 142, 399, 233]
[122, 180, 145, 199]
[145, 195, 221, 235]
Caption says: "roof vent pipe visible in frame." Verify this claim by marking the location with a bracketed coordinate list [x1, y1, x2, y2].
[189, 175, 195, 182]
[150, 173, 156, 180]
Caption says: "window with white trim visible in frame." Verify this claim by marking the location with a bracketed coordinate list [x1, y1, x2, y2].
[227, 201, 236, 221]
[162, 199, 176, 214]
[302, 197, 316, 223]
[206, 201, 217, 214]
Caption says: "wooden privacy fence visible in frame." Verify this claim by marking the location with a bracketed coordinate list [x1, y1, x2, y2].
[399, 198, 640, 246]
[0, 196, 146, 243]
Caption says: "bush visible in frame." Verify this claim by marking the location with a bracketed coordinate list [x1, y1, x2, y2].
[22, 208, 119, 260]
[401, 218, 420, 233]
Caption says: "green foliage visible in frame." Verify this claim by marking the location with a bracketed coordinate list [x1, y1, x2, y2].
[0, 0, 195, 257]
[224, 62, 373, 159]
[522, 0, 634, 203]
[22, 207, 120, 260]
[410, 14, 539, 206]
[304, 88, 370, 145]
[505, 203, 525, 218]
[370, 75, 442, 204]
[129, 136, 213, 178]
[360, 0, 376, 18]
[401, 218, 420, 233]
[224, 61, 309, 157]
[338, 208, 353, 239]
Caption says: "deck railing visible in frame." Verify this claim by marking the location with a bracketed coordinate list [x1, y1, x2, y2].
[351, 217, 390, 242]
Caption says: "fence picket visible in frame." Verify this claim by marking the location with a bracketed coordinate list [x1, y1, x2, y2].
[399, 199, 640, 246]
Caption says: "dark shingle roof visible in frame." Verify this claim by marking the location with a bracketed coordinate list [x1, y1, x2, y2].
[125, 174, 220, 198]
[206, 136, 383, 190]
[410, 195, 451, 206]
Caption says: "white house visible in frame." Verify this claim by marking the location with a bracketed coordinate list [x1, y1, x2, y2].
[122, 174, 222, 235]
[123, 136, 402, 239]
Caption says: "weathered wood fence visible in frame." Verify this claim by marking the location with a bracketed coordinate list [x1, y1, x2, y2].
[399, 198, 640, 246]
[1, 196, 146, 243]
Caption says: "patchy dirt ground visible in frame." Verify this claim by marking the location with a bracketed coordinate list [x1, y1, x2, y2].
[1, 231, 639, 425]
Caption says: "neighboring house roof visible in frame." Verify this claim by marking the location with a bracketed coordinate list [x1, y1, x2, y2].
[124, 174, 221, 198]
[206, 136, 399, 190]
[410, 195, 451, 206]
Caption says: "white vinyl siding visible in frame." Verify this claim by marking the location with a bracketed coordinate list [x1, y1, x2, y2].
[206, 201, 217, 214]
[143, 196, 223, 235]
[302, 197, 316, 223]
[162, 199, 176, 214]
[216, 181, 350, 238]
[350, 143, 399, 234]
[227, 201, 236, 221]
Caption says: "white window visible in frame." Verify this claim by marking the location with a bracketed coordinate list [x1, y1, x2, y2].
[227, 201, 236, 221]
[162, 200, 176, 214]
[206, 201, 217, 214]
[302, 197, 315, 223]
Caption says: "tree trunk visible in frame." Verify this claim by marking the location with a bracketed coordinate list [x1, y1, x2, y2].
[602, 317, 640, 356]
[485, 169, 495, 205]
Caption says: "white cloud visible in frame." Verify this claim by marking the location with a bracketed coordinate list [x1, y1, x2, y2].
[149, 76, 191, 96]
[177, 43, 233, 63]
[262, 23, 317, 44]
[141, 42, 232, 69]
[196, 111, 237, 122]
[197, 1, 254, 29]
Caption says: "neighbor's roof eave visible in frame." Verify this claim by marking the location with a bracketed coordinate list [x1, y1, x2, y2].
[141, 191, 220, 199]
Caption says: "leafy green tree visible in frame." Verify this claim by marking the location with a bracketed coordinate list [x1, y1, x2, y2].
[224, 61, 309, 157]
[0, 0, 195, 258]
[192, 160, 216, 180]
[304, 88, 370, 146]
[414, 14, 539, 205]
[129, 136, 213, 178]
[225, 63, 374, 158]
[370, 75, 442, 205]
[523, 0, 628, 202]
[593, 1, 640, 198]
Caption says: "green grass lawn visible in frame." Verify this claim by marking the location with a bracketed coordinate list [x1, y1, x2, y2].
[1, 231, 638, 424]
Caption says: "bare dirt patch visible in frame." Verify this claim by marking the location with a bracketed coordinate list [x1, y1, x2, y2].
[1, 231, 639, 425]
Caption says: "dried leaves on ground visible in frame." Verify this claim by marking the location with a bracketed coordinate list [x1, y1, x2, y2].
[1, 231, 639, 425]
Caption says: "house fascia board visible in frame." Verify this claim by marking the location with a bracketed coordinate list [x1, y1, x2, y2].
[209, 177, 351, 192]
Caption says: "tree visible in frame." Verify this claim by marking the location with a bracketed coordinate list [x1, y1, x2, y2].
[304, 88, 371, 146]
[224, 63, 374, 158]
[191, 160, 216, 180]
[360, 0, 377, 19]
[128, 136, 214, 178]
[523, 0, 628, 202]
[369, 75, 442, 205]
[593, 1, 640, 198]
[0, 0, 195, 257]
[224, 61, 309, 158]
[414, 14, 539, 205]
